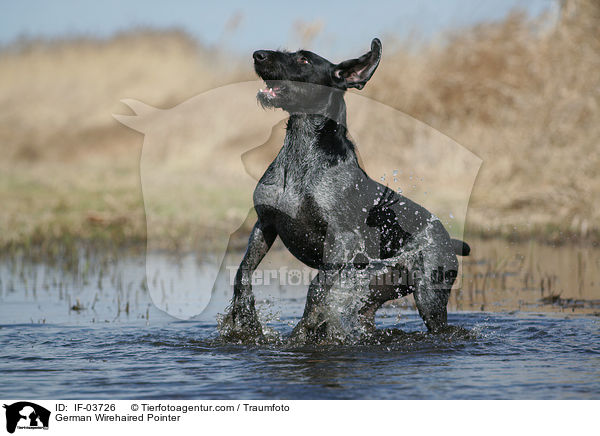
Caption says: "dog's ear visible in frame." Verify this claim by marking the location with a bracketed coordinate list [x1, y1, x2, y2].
[333, 38, 382, 90]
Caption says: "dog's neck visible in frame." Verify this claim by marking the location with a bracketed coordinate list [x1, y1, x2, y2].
[277, 113, 356, 190]
[283, 113, 353, 163]
[282, 92, 355, 162]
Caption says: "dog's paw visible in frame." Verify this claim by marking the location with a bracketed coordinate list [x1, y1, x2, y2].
[218, 300, 264, 344]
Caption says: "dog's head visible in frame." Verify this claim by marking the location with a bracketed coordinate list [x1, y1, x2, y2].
[253, 38, 382, 113]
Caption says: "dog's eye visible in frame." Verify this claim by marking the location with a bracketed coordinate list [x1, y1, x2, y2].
[298, 56, 309, 64]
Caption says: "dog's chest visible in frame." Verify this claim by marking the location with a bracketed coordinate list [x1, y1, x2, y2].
[253, 169, 332, 219]
[253, 126, 358, 230]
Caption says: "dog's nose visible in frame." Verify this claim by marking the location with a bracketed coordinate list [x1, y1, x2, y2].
[253, 50, 268, 63]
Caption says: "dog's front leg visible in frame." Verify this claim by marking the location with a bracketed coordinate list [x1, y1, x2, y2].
[222, 220, 276, 342]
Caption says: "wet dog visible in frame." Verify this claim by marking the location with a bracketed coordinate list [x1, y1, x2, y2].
[223, 38, 470, 342]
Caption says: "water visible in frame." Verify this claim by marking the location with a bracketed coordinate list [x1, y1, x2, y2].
[1, 239, 599, 399]
[1, 311, 598, 399]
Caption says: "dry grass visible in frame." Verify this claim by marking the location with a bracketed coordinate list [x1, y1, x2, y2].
[1, 2, 599, 254]
[367, 7, 600, 241]
[0, 30, 253, 253]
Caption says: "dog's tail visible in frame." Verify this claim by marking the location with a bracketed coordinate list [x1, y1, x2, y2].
[451, 239, 471, 256]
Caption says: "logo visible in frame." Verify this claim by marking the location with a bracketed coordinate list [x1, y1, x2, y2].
[3, 402, 50, 434]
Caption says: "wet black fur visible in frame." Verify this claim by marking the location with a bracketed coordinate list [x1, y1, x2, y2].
[225, 39, 470, 342]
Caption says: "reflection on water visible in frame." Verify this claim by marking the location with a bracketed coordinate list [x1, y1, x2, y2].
[0, 238, 599, 399]
[456, 239, 600, 314]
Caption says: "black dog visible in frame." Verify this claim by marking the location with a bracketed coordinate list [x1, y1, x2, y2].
[224, 38, 470, 342]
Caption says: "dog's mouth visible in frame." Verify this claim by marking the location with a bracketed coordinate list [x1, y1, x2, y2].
[259, 81, 285, 98]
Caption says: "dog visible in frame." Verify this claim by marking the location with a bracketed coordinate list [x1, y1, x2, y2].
[223, 38, 470, 342]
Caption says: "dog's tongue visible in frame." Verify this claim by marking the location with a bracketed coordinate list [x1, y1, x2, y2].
[260, 85, 278, 97]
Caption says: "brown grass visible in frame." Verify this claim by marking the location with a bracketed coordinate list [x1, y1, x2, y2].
[367, 7, 600, 241]
[1, 2, 599, 253]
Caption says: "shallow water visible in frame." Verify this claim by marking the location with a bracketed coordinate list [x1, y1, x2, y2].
[0, 311, 599, 399]
[1, 239, 599, 399]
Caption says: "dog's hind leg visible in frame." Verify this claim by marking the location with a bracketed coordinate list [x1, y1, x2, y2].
[291, 269, 338, 343]
[413, 245, 458, 332]
[414, 283, 451, 333]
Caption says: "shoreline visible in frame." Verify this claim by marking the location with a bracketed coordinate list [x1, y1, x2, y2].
[2, 222, 599, 263]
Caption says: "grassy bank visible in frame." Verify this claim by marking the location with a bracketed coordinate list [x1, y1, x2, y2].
[1, 4, 599, 255]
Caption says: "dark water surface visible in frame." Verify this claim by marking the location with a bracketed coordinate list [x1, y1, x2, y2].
[1, 309, 599, 399]
[1, 240, 599, 399]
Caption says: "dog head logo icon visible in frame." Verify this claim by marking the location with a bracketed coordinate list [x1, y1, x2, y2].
[3, 402, 50, 434]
